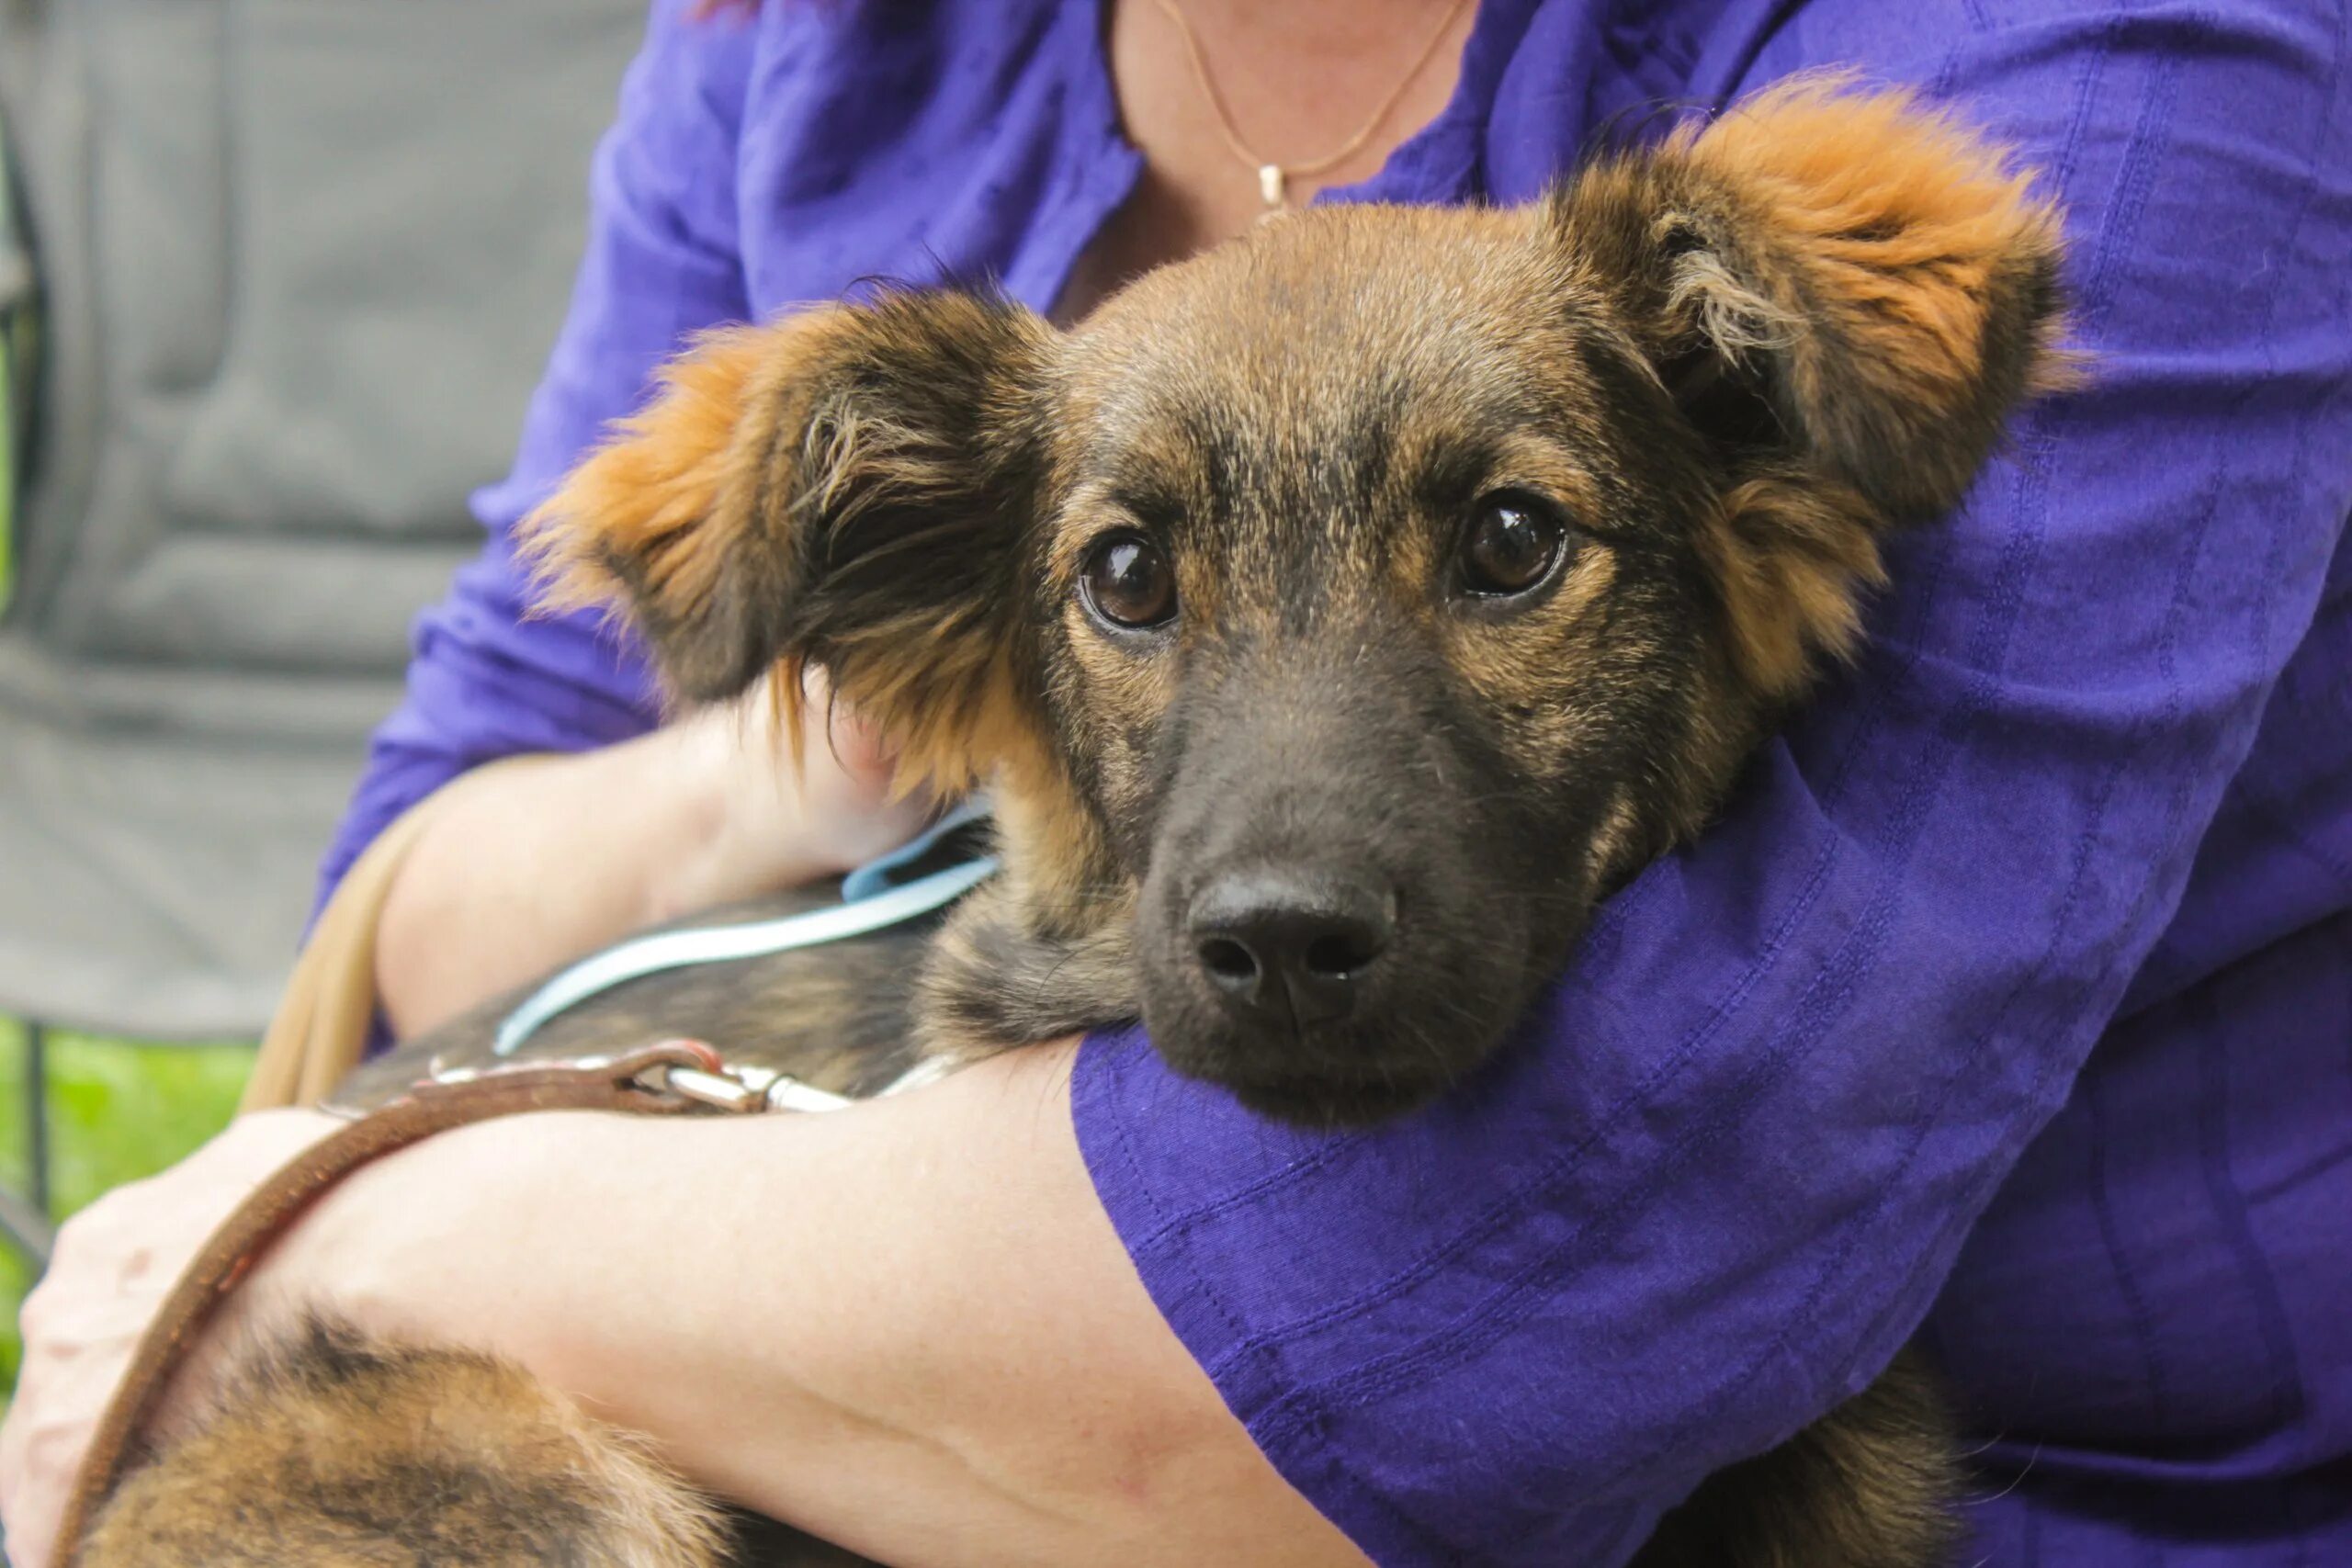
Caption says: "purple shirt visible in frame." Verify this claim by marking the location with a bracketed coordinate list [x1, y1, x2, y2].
[322, 3, 2352, 1562]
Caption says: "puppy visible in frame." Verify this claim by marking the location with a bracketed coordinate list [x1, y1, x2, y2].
[81, 80, 2069, 1567]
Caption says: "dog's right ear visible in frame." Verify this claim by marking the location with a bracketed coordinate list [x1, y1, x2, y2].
[1552, 78, 2074, 700]
[1558, 79, 2073, 525]
[525, 292, 1057, 792]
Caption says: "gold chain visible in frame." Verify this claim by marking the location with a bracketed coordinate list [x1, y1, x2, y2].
[1152, 0, 1476, 211]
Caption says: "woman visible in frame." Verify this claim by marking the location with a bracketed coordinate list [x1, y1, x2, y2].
[6, 2, 2347, 1564]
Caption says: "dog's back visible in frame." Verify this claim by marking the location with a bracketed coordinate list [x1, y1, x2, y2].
[82, 1319, 735, 1568]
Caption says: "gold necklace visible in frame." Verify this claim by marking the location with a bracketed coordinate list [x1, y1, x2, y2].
[1153, 0, 1476, 213]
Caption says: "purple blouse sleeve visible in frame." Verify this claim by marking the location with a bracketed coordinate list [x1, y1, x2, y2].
[1069, 6, 2352, 1563]
[313, 0, 753, 908]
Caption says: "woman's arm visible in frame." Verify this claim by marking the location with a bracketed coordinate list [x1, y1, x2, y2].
[256, 1045, 1367, 1567]
[374, 684, 923, 1036]
[1055, 9, 2352, 1562]
[0, 1052, 1365, 1568]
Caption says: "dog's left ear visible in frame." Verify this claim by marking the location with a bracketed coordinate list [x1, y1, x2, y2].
[523, 291, 1057, 793]
[1563, 76, 2074, 520]
[1555, 77, 2074, 694]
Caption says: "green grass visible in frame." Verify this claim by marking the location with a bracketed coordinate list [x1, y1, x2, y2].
[0, 1021, 253, 1398]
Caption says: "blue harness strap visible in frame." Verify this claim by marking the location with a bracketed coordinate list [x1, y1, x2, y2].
[493, 800, 998, 1057]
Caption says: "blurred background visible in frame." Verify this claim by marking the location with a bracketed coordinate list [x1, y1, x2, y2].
[0, 0, 654, 1400]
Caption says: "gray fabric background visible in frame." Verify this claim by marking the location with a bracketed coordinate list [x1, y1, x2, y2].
[0, 0, 644, 1036]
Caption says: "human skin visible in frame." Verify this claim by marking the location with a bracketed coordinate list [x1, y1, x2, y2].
[3, 1054, 1375, 1568]
[375, 680, 932, 1038]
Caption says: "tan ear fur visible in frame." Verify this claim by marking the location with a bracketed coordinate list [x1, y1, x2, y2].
[520, 311, 856, 702]
[520, 293, 1058, 800]
[1561, 77, 2075, 703]
[1696, 471, 1890, 700]
[1684, 81, 2075, 701]
[1671, 74, 2078, 516]
[522, 326, 777, 615]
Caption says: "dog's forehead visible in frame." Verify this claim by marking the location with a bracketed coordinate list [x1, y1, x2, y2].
[1058, 203, 1584, 460]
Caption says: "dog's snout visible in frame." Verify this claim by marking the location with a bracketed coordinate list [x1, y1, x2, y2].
[1187, 868, 1395, 1029]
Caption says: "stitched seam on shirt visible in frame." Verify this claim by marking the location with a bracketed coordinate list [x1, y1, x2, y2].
[1126, 1137, 1364, 1257]
[2221, 101, 2352, 902]
[1196, 828, 1847, 1359]
[1108, 1093, 1460, 1562]
[1519, 699, 2138, 1520]
[1831, 25, 2206, 1393]
[2086, 1069, 2177, 1436]
[1103, 1059, 1254, 1355]
[1969, 7, 2348, 1428]
[2160, 56, 2352, 1402]
[1246, 6, 2136, 1453]
[2190, 988, 2312, 1436]
[2246, 1140, 2352, 1207]
[1571, 33, 2229, 1495]
[1096, 1051, 1460, 1559]
[1574, 30, 2211, 1494]
[2247, 4, 2352, 661]
[1098, 1054, 1463, 1561]
[1602, 3, 2352, 1495]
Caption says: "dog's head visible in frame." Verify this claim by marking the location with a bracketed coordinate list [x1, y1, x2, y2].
[529, 82, 2071, 1124]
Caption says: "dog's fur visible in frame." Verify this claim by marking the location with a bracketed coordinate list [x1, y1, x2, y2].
[81, 81, 2069, 1566]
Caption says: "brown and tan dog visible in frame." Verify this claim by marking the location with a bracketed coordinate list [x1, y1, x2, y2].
[80, 80, 2070, 1567]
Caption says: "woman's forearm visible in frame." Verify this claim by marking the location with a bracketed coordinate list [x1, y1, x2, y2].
[374, 694, 923, 1038]
[256, 1043, 1366, 1568]
[375, 722, 734, 1037]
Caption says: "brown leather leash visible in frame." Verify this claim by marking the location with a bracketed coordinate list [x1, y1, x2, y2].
[53, 1038, 850, 1563]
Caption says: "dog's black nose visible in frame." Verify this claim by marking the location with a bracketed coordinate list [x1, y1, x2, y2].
[1188, 868, 1395, 1029]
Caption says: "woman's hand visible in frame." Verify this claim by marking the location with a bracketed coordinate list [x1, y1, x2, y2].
[0, 1108, 344, 1568]
[379, 672, 937, 1037]
[658, 672, 939, 924]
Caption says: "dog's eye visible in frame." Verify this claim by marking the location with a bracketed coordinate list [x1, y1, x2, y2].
[1458, 493, 1570, 598]
[1080, 532, 1178, 630]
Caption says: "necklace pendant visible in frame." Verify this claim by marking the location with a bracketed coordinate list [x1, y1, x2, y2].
[1258, 163, 1287, 211]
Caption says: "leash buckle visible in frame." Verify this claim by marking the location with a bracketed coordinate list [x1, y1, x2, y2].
[420, 1039, 863, 1116]
[629, 1046, 855, 1115]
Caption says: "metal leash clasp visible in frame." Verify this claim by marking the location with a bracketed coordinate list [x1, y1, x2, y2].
[420, 1038, 952, 1119]
[630, 1045, 857, 1115]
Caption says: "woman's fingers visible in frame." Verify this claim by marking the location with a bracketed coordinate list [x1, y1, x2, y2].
[0, 1108, 342, 1568]
[821, 694, 902, 795]
[705, 669, 938, 883]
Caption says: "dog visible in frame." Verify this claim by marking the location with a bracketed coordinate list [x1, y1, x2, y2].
[78, 79, 2069, 1567]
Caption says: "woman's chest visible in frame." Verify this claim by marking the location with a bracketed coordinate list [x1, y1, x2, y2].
[718, 0, 1747, 326]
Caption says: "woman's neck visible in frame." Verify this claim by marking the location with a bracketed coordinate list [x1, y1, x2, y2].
[1055, 0, 1477, 323]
